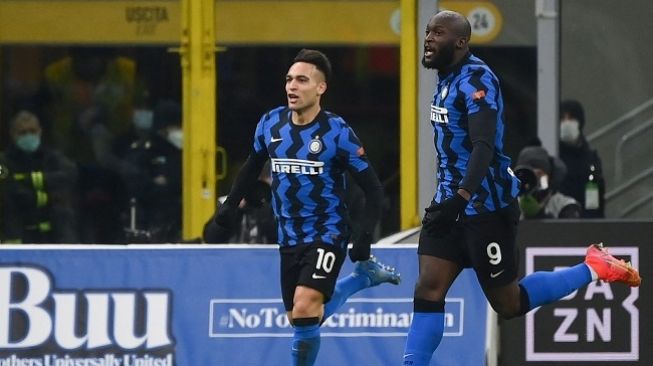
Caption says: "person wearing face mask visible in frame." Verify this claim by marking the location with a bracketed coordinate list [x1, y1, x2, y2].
[0, 111, 78, 244]
[515, 145, 581, 219]
[121, 99, 183, 243]
[113, 99, 156, 184]
[559, 99, 605, 218]
[112, 98, 159, 241]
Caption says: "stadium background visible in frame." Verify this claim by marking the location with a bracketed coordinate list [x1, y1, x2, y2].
[0, 0, 651, 365]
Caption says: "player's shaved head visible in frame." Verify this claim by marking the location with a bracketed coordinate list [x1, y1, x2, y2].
[422, 10, 471, 70]
[434, 10, 471, 41]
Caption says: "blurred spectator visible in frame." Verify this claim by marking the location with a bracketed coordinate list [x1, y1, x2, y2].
[0, 111, 78, 243]
[515, 145, 581, 219]
[73, 104, 128, 244]
[117, 99, 183, 243]
[559, 99, 605, 218]
[42, 47, 138, 163]
[113, 97, 156, 241]
[41, 47, 141, 243]
[113, 93, 155, 188]
[204, 162, 276, 244]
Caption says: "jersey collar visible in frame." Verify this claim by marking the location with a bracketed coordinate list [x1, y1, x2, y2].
[286, 108, 327, 130]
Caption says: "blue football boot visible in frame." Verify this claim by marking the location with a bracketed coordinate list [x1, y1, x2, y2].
[354, 255, 401, 287]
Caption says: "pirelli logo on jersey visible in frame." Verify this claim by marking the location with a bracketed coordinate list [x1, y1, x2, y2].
[271, 158, 324, 175]
[431, 105, 449, 124]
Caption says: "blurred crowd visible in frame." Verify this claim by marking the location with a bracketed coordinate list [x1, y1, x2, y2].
[515, 100, 605, 220]
[0, 48, 184, 244]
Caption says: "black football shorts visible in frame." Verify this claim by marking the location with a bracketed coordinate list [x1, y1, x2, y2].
[418, 200, 520, 288]
[279, 242, 346, 311]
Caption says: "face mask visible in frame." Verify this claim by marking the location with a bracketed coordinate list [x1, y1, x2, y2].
[132, 109, 153, 130]
[538, 174, 549, 190]
[519, 194, 543, 218]
[560, 119, 580, 144]
[167, 129, 183, 149]
[15, 133, 41, 153]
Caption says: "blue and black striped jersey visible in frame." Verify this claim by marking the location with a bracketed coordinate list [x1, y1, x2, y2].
[430, 53, 520, 215]
[252, 107, 369, 247]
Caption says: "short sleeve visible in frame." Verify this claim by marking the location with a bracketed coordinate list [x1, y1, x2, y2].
[337, 126, 370, 173]
[459, 68, 500, 115]
[252, 114, 268, 157]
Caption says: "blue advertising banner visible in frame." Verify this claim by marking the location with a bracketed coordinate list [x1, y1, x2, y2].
[0, 244, 489, 365]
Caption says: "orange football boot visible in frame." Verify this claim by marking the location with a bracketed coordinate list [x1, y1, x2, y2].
[585, 243, 641, 287]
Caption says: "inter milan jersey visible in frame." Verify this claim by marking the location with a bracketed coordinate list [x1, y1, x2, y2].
[430, 53, 520, 215]
[252, 106, 369, 247]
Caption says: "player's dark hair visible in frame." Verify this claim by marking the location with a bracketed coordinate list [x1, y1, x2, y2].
[293, 49, 332, 82]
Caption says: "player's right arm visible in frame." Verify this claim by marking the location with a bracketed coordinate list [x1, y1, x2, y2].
[457, 67, 500, 198]
[213, 115, 270, 231]
[222, 151, 268, 208]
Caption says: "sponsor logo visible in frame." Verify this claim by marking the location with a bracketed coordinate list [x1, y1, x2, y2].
[525, 247, 639, 362]
[271, 158, 324, 175]
[208, 298, 465, 337]
[490, 269, 505, 278]
[430, 105, 449, 124]
[311, 273, 327, 280]
[0, 354, 175, 366]
[271, 137, 283, 143]
[0, 266, 175, 361]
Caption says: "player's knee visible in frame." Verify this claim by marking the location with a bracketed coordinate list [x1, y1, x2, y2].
[485, 281, 525, 319]
[292, 298, 323, 319]
[490, 299, 522, 319]
[413, 279, 447, 301]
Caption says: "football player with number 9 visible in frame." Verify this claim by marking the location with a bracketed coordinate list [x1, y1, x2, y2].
[401, 10, 641, 366]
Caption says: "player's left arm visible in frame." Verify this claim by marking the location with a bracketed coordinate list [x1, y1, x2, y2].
[211, 115, 269, 240]
[339, 126, 383, 262]
[458, 68, 499, 198]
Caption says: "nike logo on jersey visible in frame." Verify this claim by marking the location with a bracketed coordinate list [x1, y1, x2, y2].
[490, 269, 505, 278]
[312, 273, 327, 280]
[270, 137, 283, 142]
